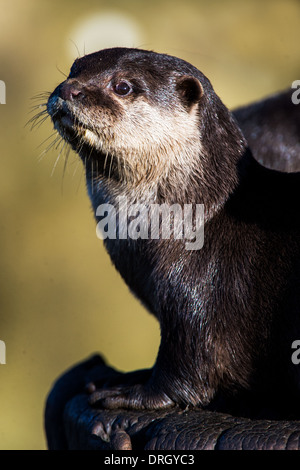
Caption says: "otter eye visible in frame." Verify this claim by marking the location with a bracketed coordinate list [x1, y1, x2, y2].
[113, 81, 132, 96]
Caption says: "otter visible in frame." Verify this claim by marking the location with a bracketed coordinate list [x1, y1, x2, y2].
[47, 48, 300, 419]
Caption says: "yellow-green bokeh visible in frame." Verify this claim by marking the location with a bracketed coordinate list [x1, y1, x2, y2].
[0, 0, 299, 449]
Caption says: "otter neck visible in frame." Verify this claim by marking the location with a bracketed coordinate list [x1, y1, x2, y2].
[83, 137, 248, 223]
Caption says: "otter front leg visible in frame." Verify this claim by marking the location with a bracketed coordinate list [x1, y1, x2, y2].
[88, 381, 175, 410]
[86, 368, 175, 410]
[85, 345, 211, 410]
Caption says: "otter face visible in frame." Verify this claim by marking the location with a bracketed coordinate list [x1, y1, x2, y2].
[47, 48, 204, 186]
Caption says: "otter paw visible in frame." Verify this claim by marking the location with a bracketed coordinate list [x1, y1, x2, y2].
[88, 383, 175, 410]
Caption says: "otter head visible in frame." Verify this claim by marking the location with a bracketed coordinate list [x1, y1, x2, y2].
[47, 48, 246, 206]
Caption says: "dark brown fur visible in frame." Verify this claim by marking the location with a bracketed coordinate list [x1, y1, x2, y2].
[234, 89, 300, 172]
[47, 48, 300, 418]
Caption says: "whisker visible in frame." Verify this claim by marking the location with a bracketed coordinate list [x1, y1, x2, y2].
[31, 91, 51, 101]
[117, 154, 122, 179]
[76, 163, 85, 195]
[72, 155, 81, 178]
[37, 132, 58, 150]
[96, 158, 99, 187]
[76, 137, 85, 156]
[51, 153, 62, 177]
[37, 135, 62, 162]
[60, 146, 71, 194]
[32, 114, 49, 130]
[51, 139, 67, 177]
[108, 154, 114, 179]
[56, 64, 68, 79]
[26, 91, 51, 130]
[55, 134, 66, 150]
[69, 39, 82, 59]
[29, 102, 48, 112]
[91, 158, 94, 194]
[26, 109, 49, 129]
[103, 151, 109, 172]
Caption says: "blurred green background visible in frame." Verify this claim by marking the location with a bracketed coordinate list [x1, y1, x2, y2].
[0, 0, 299, 450]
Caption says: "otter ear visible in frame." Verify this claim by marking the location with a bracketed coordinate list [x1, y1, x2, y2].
[176, 76, 203, 111]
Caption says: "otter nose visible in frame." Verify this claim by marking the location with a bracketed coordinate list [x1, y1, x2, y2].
[60, 81, 85, 101]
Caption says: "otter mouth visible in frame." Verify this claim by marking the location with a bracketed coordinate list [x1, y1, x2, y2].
[47, 96, 111, 177]
[59, 112, 75, 130]
[49, 101, 81, 135]
[49, 100, 97, 149]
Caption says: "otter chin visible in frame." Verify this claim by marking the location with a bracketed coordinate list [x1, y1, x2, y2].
[47, 47, 300, 418]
